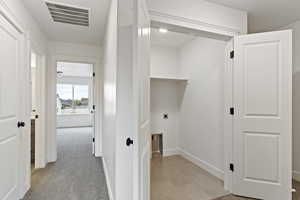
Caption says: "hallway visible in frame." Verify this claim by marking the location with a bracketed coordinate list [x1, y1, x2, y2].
[23, 128, 109, 200]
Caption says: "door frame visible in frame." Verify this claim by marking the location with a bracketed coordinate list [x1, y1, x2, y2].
[0, 1, 30, 199]
[47, 55, 103, 163]
[147, 11, 239, 193]
[29, 46, 47, 170]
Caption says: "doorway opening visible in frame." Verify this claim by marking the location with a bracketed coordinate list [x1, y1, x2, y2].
[149, 26, 232, 200]
[149, 23, 297, 199]
[30, 50, 46, 172]
[56, 61, 95, 156]
[30, 51, 38, 172]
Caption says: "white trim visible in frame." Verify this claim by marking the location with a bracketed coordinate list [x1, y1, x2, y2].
[178, 148, 224, 181]
[31, 50, 47, 169]
[47, 55, 103, 163]
[223, 39, 234, 192]
[149, 10, 240, 38]
[148, 10, 237, 194]
[0, 1, 25, 34]
[163, 149, 179, 157]
[102, 157, 114, 200]
[293, 171, 300, 182]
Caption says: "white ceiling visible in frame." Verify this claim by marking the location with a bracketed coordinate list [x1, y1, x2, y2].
[151, 28, 196, 48]
[207, 0, 300, 33]
[23, 0, 110, 45]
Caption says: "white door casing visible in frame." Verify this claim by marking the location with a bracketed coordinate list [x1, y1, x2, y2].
[0, 13, 23, 200]
[135, 0, 151, 200]
[233, 30, 292, 200]
[224, 39, 234, 191]
[116, 0, 150, 199]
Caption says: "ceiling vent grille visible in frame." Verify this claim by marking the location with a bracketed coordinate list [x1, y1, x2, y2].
[46, 1, 89, 27]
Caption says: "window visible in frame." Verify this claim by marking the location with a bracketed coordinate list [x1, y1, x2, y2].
[57, 84, 89, 114]
[74, 85, 89, 110]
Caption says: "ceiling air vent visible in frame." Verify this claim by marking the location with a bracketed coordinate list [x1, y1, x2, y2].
[46, 1, 89, 27]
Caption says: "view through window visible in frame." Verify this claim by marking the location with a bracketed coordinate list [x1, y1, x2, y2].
[56, 62, 93, 115]
[57, 84, 89, 114]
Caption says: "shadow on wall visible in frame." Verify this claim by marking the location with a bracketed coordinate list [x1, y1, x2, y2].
[293, 71, 300, 179]
[177, 81, 187, 108]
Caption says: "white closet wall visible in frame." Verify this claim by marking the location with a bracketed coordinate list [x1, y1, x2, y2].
[150, 45, 181, 156]
[150, 46, 180, 78]
[151, 79, 180, 156]
[150, 36, 227, 179]
[177, 37, 226, 179]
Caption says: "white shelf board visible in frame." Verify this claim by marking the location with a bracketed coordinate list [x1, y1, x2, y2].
[150, 76, 188, 81]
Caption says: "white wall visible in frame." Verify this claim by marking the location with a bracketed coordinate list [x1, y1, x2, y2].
[282, 21, 300, 181]
[150, 45, 181, 156]
[102, 0, 117, 198]
[46, 42, 103, 162]
[150, 36, 227, 180]
[149, 0, 247, 35]
[177, 37, 226, 179]
[151, 79, 180, 156]
[150, 46, 179, 78]
[0, 0, 47, 52]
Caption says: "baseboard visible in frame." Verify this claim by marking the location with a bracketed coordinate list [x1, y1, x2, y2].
[293, 170, 300, 182]
[95, 151, 102, 157]
[178, 148, 224, 180]
[163, 149, 179, 157]
[102, 157, 114, 200]
[19, 183, 30, 199]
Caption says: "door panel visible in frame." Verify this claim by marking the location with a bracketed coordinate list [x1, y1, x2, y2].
[233, 30, 292, 200]
[0, 14, 22, 200]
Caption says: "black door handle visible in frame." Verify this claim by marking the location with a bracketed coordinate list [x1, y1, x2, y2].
[17, 121, 25, 128]
[126, 138, 134, 146]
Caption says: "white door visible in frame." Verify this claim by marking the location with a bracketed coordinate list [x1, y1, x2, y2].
[0, 14, 23, 200]
[233, 30, 292, 200]
[135, 0, 151, 200]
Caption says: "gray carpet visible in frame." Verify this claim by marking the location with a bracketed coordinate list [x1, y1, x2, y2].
[23, 127, 109, 200]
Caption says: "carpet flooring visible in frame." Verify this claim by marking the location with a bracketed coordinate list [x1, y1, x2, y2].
[23, 127, 109, 200]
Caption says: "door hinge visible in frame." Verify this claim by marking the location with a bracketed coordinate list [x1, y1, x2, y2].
[230, 107, 234, 115]
[230, 163, 234, 172]
[230, 50, 234, 59]
[92, 138, 95, 142]
[93, 72, 95, 77]
[93, 105, 96, 110]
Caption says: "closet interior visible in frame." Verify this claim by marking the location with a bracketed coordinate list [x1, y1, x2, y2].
[150, 26, 230, 200]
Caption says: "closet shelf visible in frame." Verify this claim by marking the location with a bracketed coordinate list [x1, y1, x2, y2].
[150, 76, 188, 81]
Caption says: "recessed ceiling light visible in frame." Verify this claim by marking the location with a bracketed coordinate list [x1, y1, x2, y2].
[159, 28, 168, 33]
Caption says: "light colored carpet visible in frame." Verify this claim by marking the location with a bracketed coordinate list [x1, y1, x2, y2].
[23, 127, 109, 200]
[151, 154, 229, 200]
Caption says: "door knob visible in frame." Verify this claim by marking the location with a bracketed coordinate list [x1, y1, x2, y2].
[126, 138, 134, 146]
[17, 121, 25, 128]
